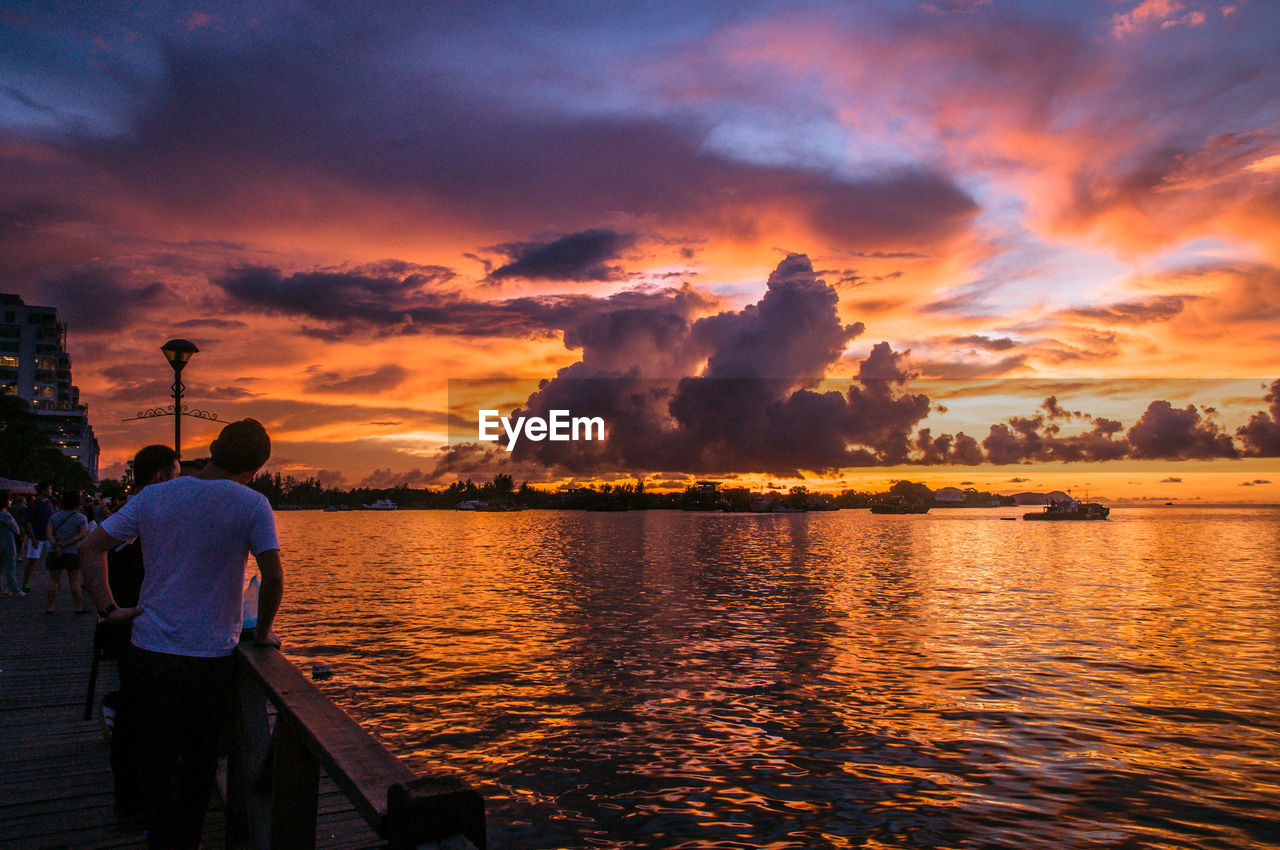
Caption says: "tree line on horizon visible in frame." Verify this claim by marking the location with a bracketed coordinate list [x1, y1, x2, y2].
[233, 471, 1014, 511]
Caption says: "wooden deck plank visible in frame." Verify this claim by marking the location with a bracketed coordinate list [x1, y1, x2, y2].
[0, 580, 388, 850]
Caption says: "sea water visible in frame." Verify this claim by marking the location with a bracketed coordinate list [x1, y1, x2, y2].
[272, 507, 1280, 849]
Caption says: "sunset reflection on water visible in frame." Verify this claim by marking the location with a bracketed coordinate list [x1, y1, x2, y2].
[273, 508, 1280, 849]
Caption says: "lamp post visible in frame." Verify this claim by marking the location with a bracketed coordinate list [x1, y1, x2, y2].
[161, 339, 198, 456]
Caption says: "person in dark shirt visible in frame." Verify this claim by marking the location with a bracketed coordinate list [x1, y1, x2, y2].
[21, 482, 54, 593]
[0, 490, 24, 596]
[101, 444, 180, 825]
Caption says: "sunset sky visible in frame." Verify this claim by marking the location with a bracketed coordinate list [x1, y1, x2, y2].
[2, 0, 1278, 501]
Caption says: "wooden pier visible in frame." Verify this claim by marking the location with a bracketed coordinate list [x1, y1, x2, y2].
[0, 585, 482, 849]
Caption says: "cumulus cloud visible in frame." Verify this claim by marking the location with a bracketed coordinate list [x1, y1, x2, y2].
[448, 255, 985, 476]
[1042, 396, 1084, 420]
[1237, 378, 1280, 456]
[1126, 400, 1238, 459]
[913, 429, 984, 465]
[982, 414, 1129, 465]
[424, 247, 1280, 477]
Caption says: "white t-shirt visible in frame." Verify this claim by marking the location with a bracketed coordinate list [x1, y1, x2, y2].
[102, 477, 279, 658]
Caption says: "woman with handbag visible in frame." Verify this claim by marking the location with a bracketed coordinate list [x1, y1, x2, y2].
[46, 490, 89, 613]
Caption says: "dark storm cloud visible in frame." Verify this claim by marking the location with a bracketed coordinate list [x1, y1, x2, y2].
[982, 414, 1129, 465]
[469, 255, 980, 476]
[434, 251, 1280, 476]
[171, 318, 247, 330]
[488, 229, 636, 282]
[1236, 378, 1280, 457]
[33, 263, 169, 332]
[912, 429, 984, 465]
[1, 19, 978, 259]
[976, 387, 1258, 466]
[215, 265, 457, 325]
[1126, 400, 1238, 460]
[214, 264, 715, 341]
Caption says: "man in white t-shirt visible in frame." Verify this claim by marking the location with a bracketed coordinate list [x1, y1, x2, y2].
[81, 418, 283, 850]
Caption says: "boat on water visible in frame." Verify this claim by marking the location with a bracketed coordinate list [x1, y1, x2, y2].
[870, 499, 930, 515]
[361, 499, 398, 510]
[456, 500, 522, 511]
[1023, 498, 1109, 521]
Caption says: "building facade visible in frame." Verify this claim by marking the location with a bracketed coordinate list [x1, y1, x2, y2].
[0, 294, 99, 481]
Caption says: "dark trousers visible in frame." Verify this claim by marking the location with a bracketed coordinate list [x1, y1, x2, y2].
[109, 639, 143, 818]
[130, 646, 234, 850]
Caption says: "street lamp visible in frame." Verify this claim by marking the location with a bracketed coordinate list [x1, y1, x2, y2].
[161, 339, 198, 456]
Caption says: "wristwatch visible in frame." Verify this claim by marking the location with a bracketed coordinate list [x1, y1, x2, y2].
[98, 603, 118, 618]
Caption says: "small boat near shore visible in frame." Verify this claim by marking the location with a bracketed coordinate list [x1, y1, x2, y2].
[361, 499, 398, 510]
[456, 500, 522, 511]
[1023, 498, 1109, 521]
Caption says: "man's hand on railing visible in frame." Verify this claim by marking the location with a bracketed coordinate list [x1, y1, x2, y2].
[251, 628, 281, 648]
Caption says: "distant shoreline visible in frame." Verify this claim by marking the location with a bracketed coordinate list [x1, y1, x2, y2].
[272, 502, 1280, 512]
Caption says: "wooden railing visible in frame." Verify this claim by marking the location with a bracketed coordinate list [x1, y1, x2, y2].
[227, 641, 486, 850]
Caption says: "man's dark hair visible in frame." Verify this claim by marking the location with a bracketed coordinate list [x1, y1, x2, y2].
[60, 490, 81, 510]
[36, 481, 51, 495]
[209, 418, 271, 474]
[0, 489, 10, 507]
[132, 444, 180, 494]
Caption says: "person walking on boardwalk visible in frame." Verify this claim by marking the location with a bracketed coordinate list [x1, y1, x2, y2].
[21, 481, 54, 593]
[80, 419, 283, 850]
[0, 490, 24, 597]
[46, 490, 89, 613]
[100, 444, 180, 825]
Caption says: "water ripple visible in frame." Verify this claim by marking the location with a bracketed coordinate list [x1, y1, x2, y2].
[272, 507, 1280, 849]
